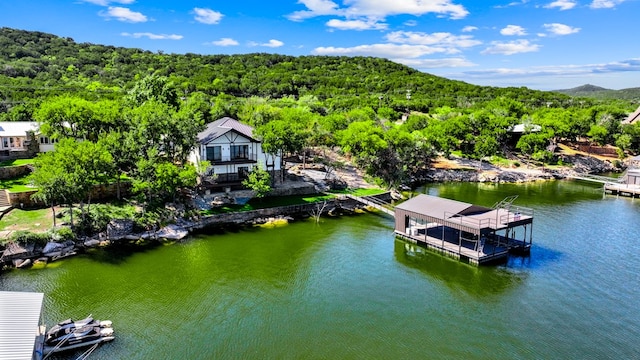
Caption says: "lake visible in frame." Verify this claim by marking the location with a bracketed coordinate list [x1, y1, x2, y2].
[1, 180, 639, 359]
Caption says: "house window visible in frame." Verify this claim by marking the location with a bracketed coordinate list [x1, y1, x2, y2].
[2, 138, 7, 148]
[205, 146, 222, 161]
[14, 138, 21, 148]
[231, 145, 248, 160]
[40, 136, 50, 144]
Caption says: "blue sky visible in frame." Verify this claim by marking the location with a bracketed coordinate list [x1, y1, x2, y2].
[1, 0, 638, 90]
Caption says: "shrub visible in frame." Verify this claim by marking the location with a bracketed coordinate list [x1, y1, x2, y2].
[9, 230, 50, 246]
[51, 227, 76, 242]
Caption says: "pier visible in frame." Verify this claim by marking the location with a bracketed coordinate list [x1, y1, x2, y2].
[393, 195, 533, 265]
[343, 193, 395, 216]
[569, 169, 640, 198]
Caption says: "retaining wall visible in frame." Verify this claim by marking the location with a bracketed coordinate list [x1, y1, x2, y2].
[7, 182, 132, 208]
[0, 165, 30, 180]
[194, 198, 362, 229]
[194, 193, 391, 230]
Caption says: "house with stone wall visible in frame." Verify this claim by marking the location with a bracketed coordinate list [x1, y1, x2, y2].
[189, 117, 282, 190]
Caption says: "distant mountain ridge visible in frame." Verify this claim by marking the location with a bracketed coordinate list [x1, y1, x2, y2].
[554, 84, 640, 101]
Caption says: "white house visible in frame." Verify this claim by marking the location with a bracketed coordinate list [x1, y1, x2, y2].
[190, 117, 282, 189]
[0, 121, 56, 159]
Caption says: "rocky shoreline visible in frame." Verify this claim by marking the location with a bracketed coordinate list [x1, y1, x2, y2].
[417, 153, 620, 184]
[0, 153, 623, 271]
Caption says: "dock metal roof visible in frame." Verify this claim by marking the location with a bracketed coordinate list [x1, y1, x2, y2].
[395, 194, 532, 233]
[0, 291, 44, 360]
[395, 194, 491, 219]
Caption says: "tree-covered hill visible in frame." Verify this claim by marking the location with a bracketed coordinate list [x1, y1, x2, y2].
[4, 27, 640, 195]
[554, 84, 640, 102]
[0, 27, 570, 113]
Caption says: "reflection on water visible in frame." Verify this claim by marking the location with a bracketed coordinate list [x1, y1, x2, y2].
[394, 239, 526, 298]
[2, 180, 640, 359]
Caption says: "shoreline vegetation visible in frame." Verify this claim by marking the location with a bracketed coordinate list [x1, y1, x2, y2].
[0, 148, 619, 272]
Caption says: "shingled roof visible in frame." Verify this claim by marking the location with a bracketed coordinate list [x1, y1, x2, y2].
[197, 117, 257, 144]
[622, 105, 640, 125]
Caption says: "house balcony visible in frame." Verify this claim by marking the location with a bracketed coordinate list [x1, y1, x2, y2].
[215, 173, 248, 184]
[200, 172, 249, 191]
[209, 154, 258, 165]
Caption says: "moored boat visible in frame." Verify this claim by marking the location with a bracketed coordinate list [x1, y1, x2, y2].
[43, 316, 115, 355]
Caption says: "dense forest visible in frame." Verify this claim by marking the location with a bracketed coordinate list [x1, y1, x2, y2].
[2, 27, 640, 217]
[0, 27, 591, 113]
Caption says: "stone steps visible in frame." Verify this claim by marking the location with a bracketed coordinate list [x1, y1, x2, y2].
[0, 189, 10, 207]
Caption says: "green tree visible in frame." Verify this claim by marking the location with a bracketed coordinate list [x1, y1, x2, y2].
[126, 73, 179, 108]
[587, 124, 608, 146]
[34, 95, 95, 139]
[30, 155, 73, 228]
[242, 165, 271, 199]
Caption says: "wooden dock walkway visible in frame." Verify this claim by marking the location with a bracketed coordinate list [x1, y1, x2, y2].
[568, 171, 640, 197]
[344, 193, 395, 216]
[603, 183, 640, 197]
[567, 173, 621, 184]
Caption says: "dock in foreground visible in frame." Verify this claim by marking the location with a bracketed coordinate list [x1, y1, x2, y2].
[394, 195, 533, 265]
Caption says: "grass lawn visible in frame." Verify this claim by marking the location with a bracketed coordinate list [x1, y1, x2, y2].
[0, 208, 53, 233]
[0, 174, 36, 192]
[202, 188, 387, 215]
[0, 159, 34, 167]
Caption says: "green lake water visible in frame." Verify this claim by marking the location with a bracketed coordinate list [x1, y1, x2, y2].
[1, 180, 640, 359]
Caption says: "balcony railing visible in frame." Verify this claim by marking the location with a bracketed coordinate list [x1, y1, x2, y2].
[208, 154, 258, 165]
[215, 173, 248, 183]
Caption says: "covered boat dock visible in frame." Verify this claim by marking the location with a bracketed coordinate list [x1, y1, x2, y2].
[0, 291, 45, 360]
[394, 195, 533, 265]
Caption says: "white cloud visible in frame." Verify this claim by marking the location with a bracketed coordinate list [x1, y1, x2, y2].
[404, 20, 418, 27]
[288, 0, 469, 21]
[288, 0, 341, 21]
[589, 0, 625, 8]
[494, 0, 529, 8]
[252, 39, 285, 48]
[326, 18, 387, 30]
[193, 8, 223, 24]
[312, 43, 449, 58]
[462, 26, 478, 32]
[210, 38, 239, 46]
[121, 32, 182, 40]
[543, 23, 580, 35]
[544, 0, 577, 10]
[81, 0, 135, 6]
[460, 58, 640, 79]
[500, 25, 527, 36]
[481, 39, 540, 55]
[386, 31, 481, 50]
[99, 7, 147, 22]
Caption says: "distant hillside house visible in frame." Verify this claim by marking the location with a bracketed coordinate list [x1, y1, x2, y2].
[622, 105, 640, 125]
[190, 117, 282, 190]
[0, 121, 56, 160]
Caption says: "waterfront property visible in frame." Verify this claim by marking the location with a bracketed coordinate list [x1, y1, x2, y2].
[189, 117, 282, 190]
[0, 122, 56, 160]
[394, 194, 533, 265]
